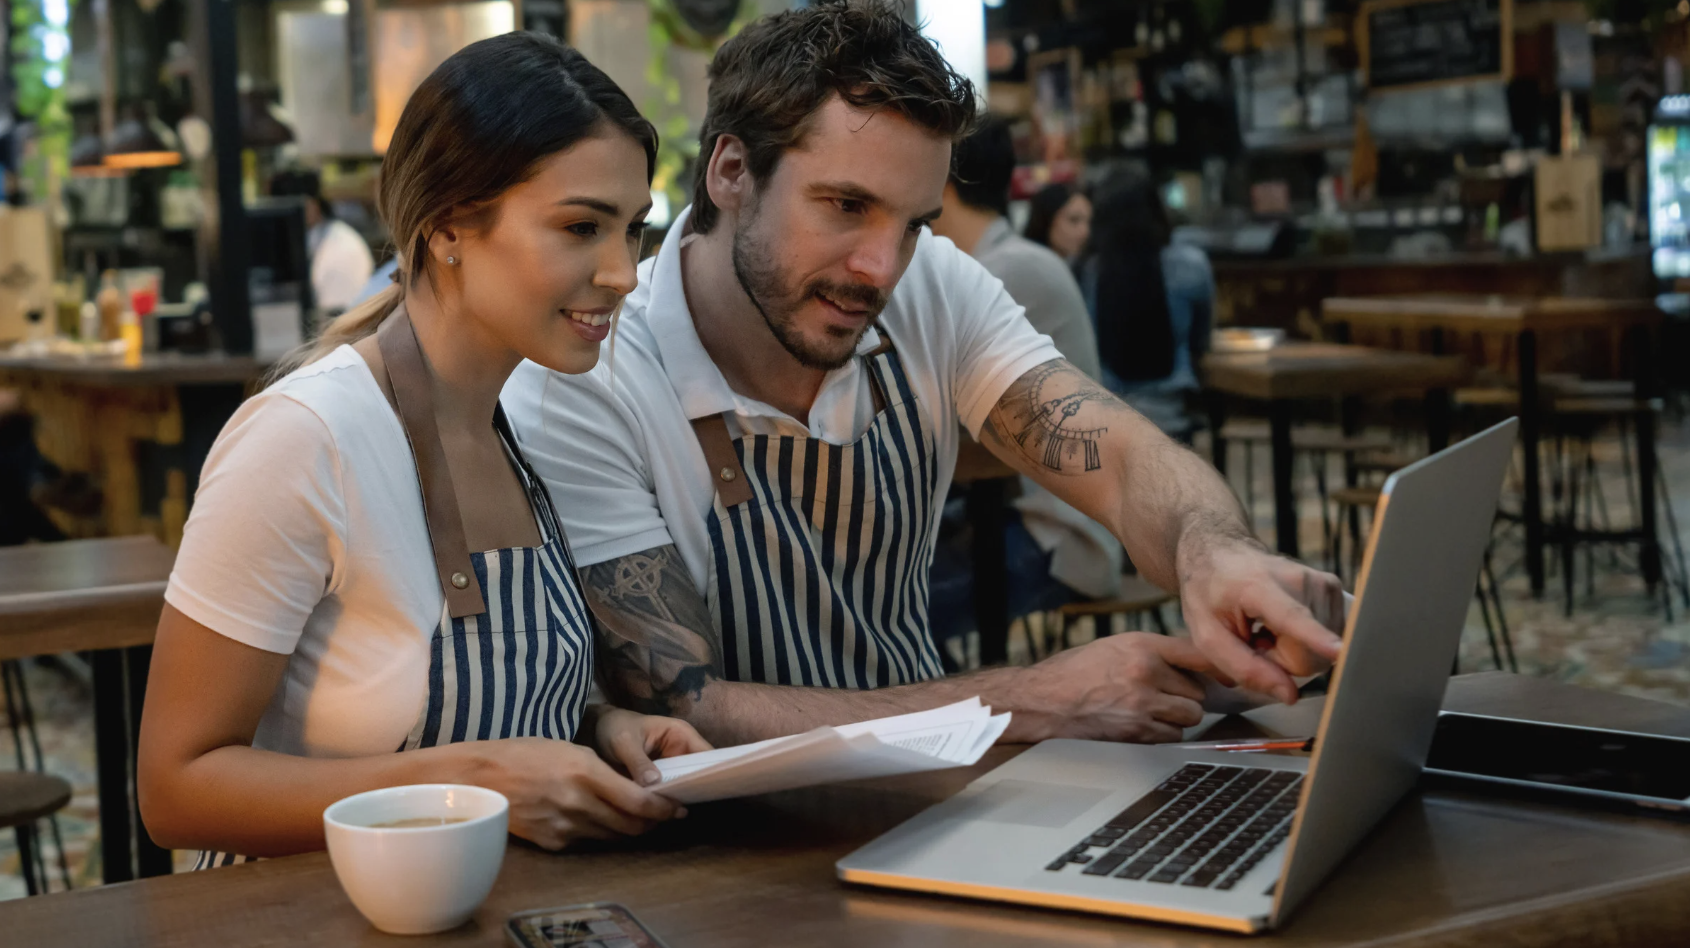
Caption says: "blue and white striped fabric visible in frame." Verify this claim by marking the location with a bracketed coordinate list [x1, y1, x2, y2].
[194, 415, 594, 870]
[705, 346, 946, 689]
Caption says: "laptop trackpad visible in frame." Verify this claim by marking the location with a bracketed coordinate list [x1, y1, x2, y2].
[949, 780, 1110, 828]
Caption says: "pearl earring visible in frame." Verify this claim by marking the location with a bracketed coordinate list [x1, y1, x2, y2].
[446, 255, 458, 265]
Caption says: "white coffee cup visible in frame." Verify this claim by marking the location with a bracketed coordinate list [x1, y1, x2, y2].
[323, 784, 509, 935]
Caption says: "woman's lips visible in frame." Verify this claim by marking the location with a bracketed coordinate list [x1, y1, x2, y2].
[564, 309, 612, 342]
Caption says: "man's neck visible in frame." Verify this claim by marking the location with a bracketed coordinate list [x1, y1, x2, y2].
[931, 204, 999, 257]
[680, 228, 829, 422]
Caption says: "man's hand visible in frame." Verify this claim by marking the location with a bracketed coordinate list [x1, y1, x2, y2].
[590, 707, 713, 787]
[1178, 538, 1346, 704]
[1007, 632, 1223, 744]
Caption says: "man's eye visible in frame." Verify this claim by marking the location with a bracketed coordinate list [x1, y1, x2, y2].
[836, 199, 865, 215]
[908, 219, 930, 234]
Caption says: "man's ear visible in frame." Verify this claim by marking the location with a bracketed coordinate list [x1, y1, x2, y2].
[704, 133, 755, 218]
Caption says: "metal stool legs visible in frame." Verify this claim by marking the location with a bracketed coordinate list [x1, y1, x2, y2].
[3, 660, 73, 893]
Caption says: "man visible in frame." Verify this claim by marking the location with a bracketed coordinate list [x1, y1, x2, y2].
[269, 169, 374, 314]
[504, 2, 1344, 770]
[928, 117, 1121, 615]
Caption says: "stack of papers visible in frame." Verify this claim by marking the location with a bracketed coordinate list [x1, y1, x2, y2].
[651, 698, 1012, 804]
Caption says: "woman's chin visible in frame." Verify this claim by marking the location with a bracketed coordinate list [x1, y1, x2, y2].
[528, 340, 601, 376]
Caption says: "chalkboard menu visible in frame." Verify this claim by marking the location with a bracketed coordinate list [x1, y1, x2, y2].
[1362, 0, 1512, 91]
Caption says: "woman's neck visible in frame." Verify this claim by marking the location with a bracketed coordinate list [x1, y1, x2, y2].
[402, 284, 522, 430]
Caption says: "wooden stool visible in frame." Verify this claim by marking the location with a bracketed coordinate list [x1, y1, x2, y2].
[0, 770, 71, 895]
[1053, 576, 1177, 650]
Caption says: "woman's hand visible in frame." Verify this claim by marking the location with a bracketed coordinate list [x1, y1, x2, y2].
[461, 737, 684, 850]
[591, 707, 713, 787]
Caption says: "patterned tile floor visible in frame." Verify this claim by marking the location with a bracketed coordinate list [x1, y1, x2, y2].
[4, 413, 1689, 900]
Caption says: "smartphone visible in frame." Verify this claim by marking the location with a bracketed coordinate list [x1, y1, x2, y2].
[1424, 711, 1690, 816]
[506, 903, 671, 948]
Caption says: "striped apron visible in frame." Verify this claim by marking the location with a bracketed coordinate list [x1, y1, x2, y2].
[194, 308, 595, 869]
[691, 338, 945, 689]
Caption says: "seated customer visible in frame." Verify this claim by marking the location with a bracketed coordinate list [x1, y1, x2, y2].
[137, 34, 703, 866]
[1024, 182, 1091, 266]
[269, 168, 376, 314]
[927, 116, 1121, 631]
[1078, 172, 1214, 443]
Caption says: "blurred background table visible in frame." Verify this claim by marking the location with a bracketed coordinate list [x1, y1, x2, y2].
[1322, 296, 1663, 599]
[1203, 342, 1470, 558]
[0, 536, 175, 883]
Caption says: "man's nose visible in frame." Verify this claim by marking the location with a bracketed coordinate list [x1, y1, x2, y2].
[843, 226, 904, 288]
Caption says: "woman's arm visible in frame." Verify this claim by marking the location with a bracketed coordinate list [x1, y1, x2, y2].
[138, 604, 682, 856]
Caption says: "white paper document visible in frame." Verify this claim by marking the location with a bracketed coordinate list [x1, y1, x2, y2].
[651, 698, 1012, 804]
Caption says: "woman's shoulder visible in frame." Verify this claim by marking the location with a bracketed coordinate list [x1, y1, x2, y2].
[263, 346, 388, 422]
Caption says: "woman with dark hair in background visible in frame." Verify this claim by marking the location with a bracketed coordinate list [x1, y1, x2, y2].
[138, 32, 707, 867]
[1024, 182, 1092, 264]
[1079, 171, 1214, 443]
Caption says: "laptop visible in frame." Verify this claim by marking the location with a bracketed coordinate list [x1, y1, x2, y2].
[838, 418, 1519, 933]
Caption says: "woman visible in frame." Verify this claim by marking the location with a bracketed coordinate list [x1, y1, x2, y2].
[1024, 182, 1092, 264]
[138, 33, 708, 865]
[1078, 171, 1213, 443]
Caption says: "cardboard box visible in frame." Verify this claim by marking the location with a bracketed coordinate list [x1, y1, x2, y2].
[0, 207, 55, 343]
[1534, 152, 1602, 253]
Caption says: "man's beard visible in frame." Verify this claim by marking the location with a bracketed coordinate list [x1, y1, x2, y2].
[730, 212, 887, 372]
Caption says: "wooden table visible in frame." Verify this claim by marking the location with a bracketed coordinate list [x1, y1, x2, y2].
[6, 673, 1690, 945]
[1202, 342, 1471, 557]
[1322, 295, 1663, 598]
[0, 352, 263, 543]
[0, 536, 175, 883]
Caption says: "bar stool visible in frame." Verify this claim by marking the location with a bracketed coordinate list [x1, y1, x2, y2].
[1053, 576, 1176, 641]
[1548, 394, 1690, 617]
[1326, 482, 1516, 672]
[3, 659, 74, 893]
[0, 771, 72, 895]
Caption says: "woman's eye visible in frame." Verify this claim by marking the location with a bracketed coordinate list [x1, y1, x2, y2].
[567, 222, 599, 238]
[627, 221, 649, 239]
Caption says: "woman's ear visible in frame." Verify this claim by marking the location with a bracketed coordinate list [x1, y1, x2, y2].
[426, 225, 463, 267]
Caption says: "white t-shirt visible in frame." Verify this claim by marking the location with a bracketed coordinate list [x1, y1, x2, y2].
[165, 345, 443, 759]
[502, 205, 1063, 595]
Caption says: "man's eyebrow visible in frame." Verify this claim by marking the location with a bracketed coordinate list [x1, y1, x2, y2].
[810, 182, 943, 223]
[808, 181, 884, 207]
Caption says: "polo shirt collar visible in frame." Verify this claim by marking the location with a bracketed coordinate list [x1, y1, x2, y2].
[645, 205, 885, 423]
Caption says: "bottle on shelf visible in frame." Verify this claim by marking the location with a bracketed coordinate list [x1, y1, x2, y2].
[96, 271, 124, 342]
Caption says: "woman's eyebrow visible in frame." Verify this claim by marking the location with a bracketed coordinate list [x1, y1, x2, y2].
[556, 197, 621, 215]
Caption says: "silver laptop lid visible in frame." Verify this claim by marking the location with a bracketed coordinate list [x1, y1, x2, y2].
[1271, 418, 1518, 921]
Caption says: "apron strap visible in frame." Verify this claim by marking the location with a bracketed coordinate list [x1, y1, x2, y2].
[376, 307, 487, 618]
[691, 415, 754, 508]
[688, 326, 898, 510]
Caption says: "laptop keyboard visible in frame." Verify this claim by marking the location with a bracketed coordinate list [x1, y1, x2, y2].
[1044, 763, 1302, 891]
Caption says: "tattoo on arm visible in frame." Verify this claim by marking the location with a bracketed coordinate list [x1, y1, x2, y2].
[981, 359, 1118, 475]
[581, 545, 721, 716]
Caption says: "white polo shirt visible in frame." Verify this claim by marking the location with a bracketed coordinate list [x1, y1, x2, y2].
[502, 205, 1063, 594]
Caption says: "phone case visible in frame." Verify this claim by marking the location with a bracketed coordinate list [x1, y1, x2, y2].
[506, 902, 671, 948]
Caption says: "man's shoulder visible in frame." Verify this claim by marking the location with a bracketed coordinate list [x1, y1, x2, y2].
[978, 233, 1079, 293]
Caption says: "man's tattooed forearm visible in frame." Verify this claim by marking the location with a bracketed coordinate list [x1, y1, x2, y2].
[984, 359, 1115, 475]
[582, 545, 721, 716]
